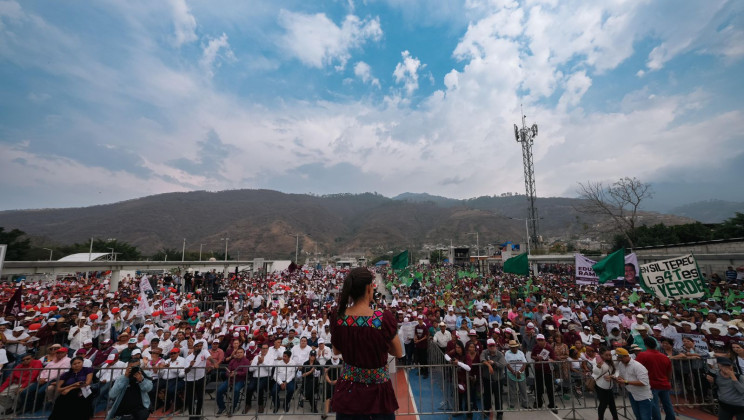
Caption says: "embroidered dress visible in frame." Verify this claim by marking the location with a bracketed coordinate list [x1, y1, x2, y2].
[330, 309, 398, 414]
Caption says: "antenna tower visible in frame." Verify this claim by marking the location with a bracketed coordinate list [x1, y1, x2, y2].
[513, 107, 540, 248]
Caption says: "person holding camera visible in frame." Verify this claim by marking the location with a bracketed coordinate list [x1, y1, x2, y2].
[106, 362, 153, 420]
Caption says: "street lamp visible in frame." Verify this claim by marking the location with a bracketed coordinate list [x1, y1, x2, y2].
[42, 248, 53, 261]
[182, 238, 186, 262]
[199, 244, 205, 261]
[220, 237, 230, 262]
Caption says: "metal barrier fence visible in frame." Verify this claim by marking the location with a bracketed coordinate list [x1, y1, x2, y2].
[0, 349, 720, 419]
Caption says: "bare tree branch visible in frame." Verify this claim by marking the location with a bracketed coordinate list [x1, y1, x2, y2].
[576, 177, 653, 248]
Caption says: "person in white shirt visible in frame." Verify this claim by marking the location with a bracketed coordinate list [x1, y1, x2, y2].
[184, 340, 209, 419]
[5, 326, 30, 358]
[94, 354, 127, 412]
[613, 347, 653, 420]
[271, 350, 297, 413]
[655, 315, 679, 340]
[291, 337, 312, 365]
[249, 343, 272, 413]
[504, 340, 529, 409]
[67, 318, 93, 354]
[433, 323, 452, 351]
[319, 324, 332, 343]
[602, 309, 622, 335]
[267, 338, 286, 362]
[160, 348, 186, 412]
[473, 311, 488, 340]
[315, 339, 332, 365]
[580, 326, 593, 345]
[444, 308, 458, 331]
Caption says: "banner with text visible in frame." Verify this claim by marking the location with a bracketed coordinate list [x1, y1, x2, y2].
[575, 253, 640, 287]
[639, 254, 706, 300]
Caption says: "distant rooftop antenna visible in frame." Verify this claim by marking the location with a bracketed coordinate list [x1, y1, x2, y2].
[513, 105, 540, 248]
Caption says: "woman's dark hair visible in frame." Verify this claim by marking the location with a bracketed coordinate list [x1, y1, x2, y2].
[454, 341, 465, 354]
[70, 356, 85, 365]
[598, 347, 615, 374]
[337, 267, 374, 316]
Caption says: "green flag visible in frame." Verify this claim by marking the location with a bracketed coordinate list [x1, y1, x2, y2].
[628, 291, 640, 303]
[592, 248, 625, 284]
[713, 287, 721, 298]
[391, 250, 409, 271]
[503, 253, 529, 276]
[414, 272, 423, 280]
[445, 283, 452, 290]
[726, 292, 736, 305]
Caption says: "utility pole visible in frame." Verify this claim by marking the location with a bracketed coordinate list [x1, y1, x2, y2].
[514, 106, 540, 248]
[221, 237, 230, 262]
[88, 237, 94, 262]
[199, 244, 205, 261]
[182, 238, 186, 262]
[42, 248, 53, 261]
[288, 233, 308, 264]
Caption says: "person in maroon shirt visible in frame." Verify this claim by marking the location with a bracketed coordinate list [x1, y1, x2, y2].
[531, 334, 558, 413]
[414, 316, 430, 378]
[635, 337, 675, 420]
[330, 267, 403, 419]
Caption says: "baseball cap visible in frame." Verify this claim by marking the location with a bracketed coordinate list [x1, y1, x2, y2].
[615, 348, 630, 356]
[536, 334, 545, 340]
[128, 338, 137, 344]
[487, 338, 496, 346]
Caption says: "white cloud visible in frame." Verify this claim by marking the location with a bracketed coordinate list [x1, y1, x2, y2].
[168, 0, 197, 47]
[1, 1, 742, 211]
[393, 50, 423, 95]
[277, 10, 382, 70]
[200, 33, 235, 78]
[558, 71, 592, 110]
[353, 61, 380, 87]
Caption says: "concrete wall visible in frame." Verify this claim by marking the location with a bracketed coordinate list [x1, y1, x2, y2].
[634, 239, 744, 276]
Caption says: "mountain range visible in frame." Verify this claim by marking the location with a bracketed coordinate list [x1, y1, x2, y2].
[0, 189, 702, 259]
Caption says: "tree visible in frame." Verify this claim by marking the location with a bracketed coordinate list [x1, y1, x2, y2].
[577, 177, 653, 248]
[0, 227, 31, 261]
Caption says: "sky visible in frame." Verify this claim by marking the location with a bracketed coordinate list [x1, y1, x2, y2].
[0, 0, 743, 212]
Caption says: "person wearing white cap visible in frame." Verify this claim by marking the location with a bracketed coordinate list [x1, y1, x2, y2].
[433, 323, 452, 352]
[67, 317, 93, 356]
[481, 338, 507, 419]
[413, 316, 430, 378]
[444, 307, 458, 331]
[473, 310, 488, 340]
[183, 340, 208, 420]
[5, 326, 31, 360]
[655, 315, 678, 340]
[315, 338, 331, 365]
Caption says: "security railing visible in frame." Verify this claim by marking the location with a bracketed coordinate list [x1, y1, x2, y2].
[0, 348, 720, 419]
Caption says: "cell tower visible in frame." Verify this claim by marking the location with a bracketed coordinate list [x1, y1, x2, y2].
[513, 108, 540, 248]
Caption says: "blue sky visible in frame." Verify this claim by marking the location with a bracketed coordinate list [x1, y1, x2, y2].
[0, 0, 742, 211]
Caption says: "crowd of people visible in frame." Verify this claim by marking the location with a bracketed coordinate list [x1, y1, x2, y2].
[0, 261, 743, 420]
[385, 263, 744, 420]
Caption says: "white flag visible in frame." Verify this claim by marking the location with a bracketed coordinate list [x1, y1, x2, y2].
[139, 275, 154, 294]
